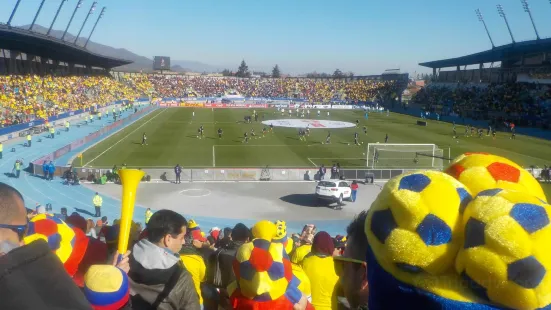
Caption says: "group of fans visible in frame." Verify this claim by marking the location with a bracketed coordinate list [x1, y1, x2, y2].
[0, 182, 368, 310]
[0, 75, 149, 127]
[138, 75, 398, 103]
[412, 82, 551, 130]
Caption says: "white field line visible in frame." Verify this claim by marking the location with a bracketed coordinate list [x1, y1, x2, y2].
[66, 108, 156, 165]
[214, 144, 355, 147]
[308, 158, 367, 160]
[83, 109, 167, 167]
[307, 158, 317, 167]
[212, 145, 216, 167]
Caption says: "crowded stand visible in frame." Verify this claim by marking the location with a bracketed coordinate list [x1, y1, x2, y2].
[140, 75, 398, 103]
[412, 82, 551, 129]
[0, 75, 147, 127]
[2, 151, 551, 310]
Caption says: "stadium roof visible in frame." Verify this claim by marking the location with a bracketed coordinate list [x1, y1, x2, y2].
[0, 24, 132, 69]
[419, 38, 551, 69]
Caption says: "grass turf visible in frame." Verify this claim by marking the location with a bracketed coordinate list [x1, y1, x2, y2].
[74, 107, 551, 170]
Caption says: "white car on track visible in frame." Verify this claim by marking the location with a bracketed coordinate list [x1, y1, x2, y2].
[315, 179, 351, 206]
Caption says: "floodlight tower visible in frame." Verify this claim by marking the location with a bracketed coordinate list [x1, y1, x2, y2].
[30, 0, 47, 31]
[521, 0, 539, 40]
[48, 0, 68, 36]
[62, 0, 84, 41]
[476, 9, 495, 49]
[497, 4, 515, 44]
[74, 1, 97, 44]
[7, 0, 23, 26]
[84, 6, 105, 48]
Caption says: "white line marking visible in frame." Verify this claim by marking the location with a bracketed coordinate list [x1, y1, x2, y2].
[83, 109, 167, 167]
[214, 144, 353, 147]
[212, 145, 216, 167]
[308, 158, 367, 160]
[307, 158, 317, 167]
[66, 108, 156, 165]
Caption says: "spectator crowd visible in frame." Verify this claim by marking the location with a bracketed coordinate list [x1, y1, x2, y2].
[412, 82, 551, 129]
[0, 75, 148, 127]
[0, 182, 368, 310]
[136, 75, 397, 103]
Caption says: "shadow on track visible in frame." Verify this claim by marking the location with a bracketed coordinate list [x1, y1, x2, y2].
[279, 193, 341, 209]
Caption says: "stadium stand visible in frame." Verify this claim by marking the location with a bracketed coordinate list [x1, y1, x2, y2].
[411, 37, 551, 135]
[123, 74, 404, 103]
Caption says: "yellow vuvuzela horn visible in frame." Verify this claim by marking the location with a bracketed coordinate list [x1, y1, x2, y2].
[118, 169, 145, 255]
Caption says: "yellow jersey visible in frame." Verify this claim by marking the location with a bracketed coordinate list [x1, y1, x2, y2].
[180, 254, 206, 305]
[302, 254, 339, 310]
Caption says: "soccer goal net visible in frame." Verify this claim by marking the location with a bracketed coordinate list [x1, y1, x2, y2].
[366, 143, 446, 170]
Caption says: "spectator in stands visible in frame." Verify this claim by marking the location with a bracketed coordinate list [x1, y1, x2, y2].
[86, 218, 98, 238]
[228, 220, 309, 310]
[290, 242, 312, 301]
[215, 227, 232, 248]
[334, 212, 369, 310]
[180, 236, 207, 308]
[205, 223, 250, 309]
[302, 231, 339, 310]
[0, 183, 91, 309]
[128, 209, 200, 310]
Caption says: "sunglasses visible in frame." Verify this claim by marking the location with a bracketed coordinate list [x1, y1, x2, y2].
[334, 256, 366, 276]
[0, 220, 28, 240]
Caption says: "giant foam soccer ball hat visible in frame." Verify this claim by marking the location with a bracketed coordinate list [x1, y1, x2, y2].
[364, 153, 551, 310]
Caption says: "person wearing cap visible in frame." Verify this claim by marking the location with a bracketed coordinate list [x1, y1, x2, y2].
[0, 183, 91, 309]
[93, 192, 103, 217]
[35, 203, 46, 215]
[302, 231, 339, 310]
[334, 211, 369, 310]
[84, 265, 132, 310]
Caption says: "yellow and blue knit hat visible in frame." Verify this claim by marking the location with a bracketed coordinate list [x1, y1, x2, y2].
[84, 265, 130, 310]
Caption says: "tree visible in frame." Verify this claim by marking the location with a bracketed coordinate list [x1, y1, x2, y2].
[221, 69, 233, 77]
[333, 69, 344, 78]
[346, 71, 354, 77]
[236, 60, 250, 78]
[272, 65, 281, 78]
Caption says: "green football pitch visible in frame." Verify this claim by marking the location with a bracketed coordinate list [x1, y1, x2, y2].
[73, 107, 551, 170]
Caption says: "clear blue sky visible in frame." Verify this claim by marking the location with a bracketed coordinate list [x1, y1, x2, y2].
[3, 0, 551, 75]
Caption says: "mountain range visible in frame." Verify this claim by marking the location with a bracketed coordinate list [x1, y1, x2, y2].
[19, 24, 222, 73]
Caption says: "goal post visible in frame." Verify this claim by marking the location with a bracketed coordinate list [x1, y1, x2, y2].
[366, 143, 446, 170]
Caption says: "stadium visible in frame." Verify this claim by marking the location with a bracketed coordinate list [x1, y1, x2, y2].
[1, 1, 551, 310]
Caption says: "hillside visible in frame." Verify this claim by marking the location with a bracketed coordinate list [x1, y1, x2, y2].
[19, 25, 220, 73]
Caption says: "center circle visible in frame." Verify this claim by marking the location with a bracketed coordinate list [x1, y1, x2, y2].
[179, 188, 211, 197]
[261, 119, 355, 129]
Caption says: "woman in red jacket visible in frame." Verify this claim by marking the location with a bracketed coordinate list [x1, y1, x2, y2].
[350, 180, 359, 202]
